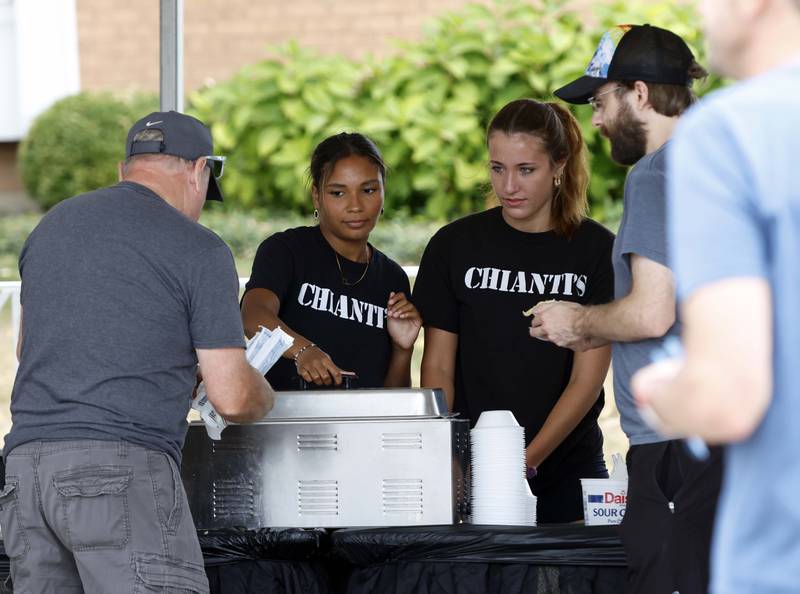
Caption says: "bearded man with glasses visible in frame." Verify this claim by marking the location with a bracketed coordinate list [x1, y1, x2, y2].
[530, 25, 722, 594]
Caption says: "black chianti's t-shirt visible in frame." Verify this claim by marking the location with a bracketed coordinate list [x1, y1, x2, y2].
[412, 207, 614, 485]
[244, 225, 410, 390]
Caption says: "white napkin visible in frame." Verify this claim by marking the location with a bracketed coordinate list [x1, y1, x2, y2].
[609, 453, 628, 481]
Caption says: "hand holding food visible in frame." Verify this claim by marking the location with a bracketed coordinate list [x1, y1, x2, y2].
[522, 299, 557, 317]
[528, 300, 587, 350]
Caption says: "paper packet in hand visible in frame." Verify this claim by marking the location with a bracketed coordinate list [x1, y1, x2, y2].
[245, 325, 294, 376]
[191, 385, 226, 440]
[191, 326, 294, 440]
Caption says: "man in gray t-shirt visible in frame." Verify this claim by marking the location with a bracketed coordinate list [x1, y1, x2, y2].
[531, 26, 723, 594]
[609, 143, 679, 445]
[0, 111, 273, 592]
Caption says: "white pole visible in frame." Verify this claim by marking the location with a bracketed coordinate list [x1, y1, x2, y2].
[10, 293, 20, 370]
[0, 283, 21, 369]
[160, 0, 183, 112]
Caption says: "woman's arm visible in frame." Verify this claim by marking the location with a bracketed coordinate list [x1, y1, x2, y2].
[420, 327, 458, 410]
[384, 291, 422, 388]
[384, 345, 413, 388]
[525, 345, 611, 469]
[241, 288, 348, 386]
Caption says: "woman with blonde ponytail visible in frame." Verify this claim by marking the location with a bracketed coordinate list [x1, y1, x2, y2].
[413, 99, 614, 523]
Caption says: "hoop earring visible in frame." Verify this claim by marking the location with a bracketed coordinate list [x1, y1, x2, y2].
[380, 207, 384, 216]
[313, 209, 319, 220]
[554, 176, 562, 188]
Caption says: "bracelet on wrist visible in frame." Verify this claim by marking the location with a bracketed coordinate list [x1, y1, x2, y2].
[293, 343, 316, 367]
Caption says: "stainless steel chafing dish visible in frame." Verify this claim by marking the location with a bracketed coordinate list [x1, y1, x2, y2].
[180, 388, 470, 529]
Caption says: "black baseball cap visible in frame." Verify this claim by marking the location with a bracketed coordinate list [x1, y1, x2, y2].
[125, 111, 224, 201]
[554, 25, 696, 105]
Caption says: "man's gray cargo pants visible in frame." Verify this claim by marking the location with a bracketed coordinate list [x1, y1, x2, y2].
[0, 439, 209, 593]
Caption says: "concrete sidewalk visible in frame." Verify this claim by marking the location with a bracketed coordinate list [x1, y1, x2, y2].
[0, 191, 39, 216]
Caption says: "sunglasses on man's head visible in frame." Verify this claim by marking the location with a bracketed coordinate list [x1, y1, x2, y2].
[204, 155, 225, 179]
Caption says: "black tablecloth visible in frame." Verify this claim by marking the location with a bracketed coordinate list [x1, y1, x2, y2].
[331, 524, 626, 566]
[200, 528, 332, 594]
[0, 524, 626, 593]
[199, 528, 328, 565]
[330, 524, 626, 594]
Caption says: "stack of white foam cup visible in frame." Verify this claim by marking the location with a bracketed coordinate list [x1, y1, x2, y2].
[470, 410, 536, 526]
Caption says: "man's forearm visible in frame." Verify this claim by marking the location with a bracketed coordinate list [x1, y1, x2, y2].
[581, 296, 673, 344]
[633, 278, 773, 443]
[574, 254, 676, 345]
[640, 359, 768, 443]
[219, 365, 274, 423]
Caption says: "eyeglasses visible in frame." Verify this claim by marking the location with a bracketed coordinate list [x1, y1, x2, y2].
[203, 155, 226, 179]
[588, 86, 623, 111]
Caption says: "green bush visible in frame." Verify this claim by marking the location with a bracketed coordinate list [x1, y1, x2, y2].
[19, 1, 718, 219]
[199, 208, 439, 273]
[189, 0, 719, 222]
[0, 214, 41, 280]
[0, 214, 39, 257]
[189, 44, 367, 212]
[0, 209, 438, 281]
[19, 92, 157, 209]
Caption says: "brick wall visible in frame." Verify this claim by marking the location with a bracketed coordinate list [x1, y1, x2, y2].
[0, 0, 673, 200]
[0, 143, 22, 192]
[75, 0, 495, 95]
[6, 0, 490, 196]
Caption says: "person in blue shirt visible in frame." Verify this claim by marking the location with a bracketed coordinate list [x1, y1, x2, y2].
[633, 1, 800, 593]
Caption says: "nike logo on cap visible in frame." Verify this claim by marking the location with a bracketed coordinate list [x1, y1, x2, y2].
[145, 120, 163, 126]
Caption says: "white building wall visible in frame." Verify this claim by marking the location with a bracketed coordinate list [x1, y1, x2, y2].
[0, 0, 80, 141]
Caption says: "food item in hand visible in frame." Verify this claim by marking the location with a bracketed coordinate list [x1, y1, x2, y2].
[522, 299, 557, 317]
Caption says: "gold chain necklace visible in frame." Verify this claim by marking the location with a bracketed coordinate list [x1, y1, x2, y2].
[334, 247, 370, 286]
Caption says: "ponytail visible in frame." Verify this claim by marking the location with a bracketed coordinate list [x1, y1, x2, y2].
[546, 102, 589, 237]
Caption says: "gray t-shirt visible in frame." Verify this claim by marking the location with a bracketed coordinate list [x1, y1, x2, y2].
[5, 181, 245, 463]
[611, 143, 679, 445]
